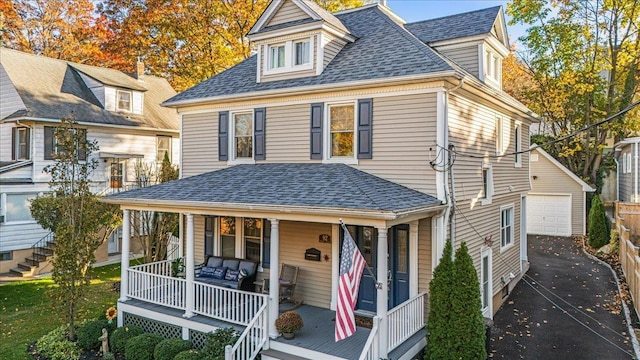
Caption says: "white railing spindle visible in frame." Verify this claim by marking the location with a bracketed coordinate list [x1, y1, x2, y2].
[225, 301, 268, 360]
[358, 316, 380, 360]
[387, 292, 426, 352]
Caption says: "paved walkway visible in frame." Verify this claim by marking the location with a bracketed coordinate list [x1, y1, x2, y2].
[490, 235, 635, 359]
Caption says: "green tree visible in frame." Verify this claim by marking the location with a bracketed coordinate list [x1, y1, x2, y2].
[426, 239, 454, 359]
[30, 118, 121, 341]
[588, 194, 609, 248]
[450, 242, 486, 359]
[507, 0, 640, 187]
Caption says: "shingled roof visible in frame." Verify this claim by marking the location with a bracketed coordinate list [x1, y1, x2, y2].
[404, 6, 502, 44]
[164, 5, 454, 105]
[104, 163, 442, 215]
[0, 48, 178, 130]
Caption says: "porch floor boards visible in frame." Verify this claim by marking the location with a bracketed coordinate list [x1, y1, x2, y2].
[272, 303, 370, 360]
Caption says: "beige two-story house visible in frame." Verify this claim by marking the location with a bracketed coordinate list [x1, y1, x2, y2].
[103, 2, 537, 359]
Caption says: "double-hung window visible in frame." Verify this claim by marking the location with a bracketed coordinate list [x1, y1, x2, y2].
[294, 40, 310, 66]
[269, 44, 286, 70]
[156, 136, 172, 163]
[495, 116, 504, 155]
[265, 37, 313, 74]
[244, 218, 262, 263]
[501, 205, 514, 250]
[329, 104, 355, 158]
[117, 90, 132, 112]
[233, 112, 253, 159]
[12, 127, 31, 160]
[5, 193, 36, 223]
[514, 124, 522, 167]
[44, 126, 87, 161]
[220, 217, 236, 257]
[482, 163, 494, 204]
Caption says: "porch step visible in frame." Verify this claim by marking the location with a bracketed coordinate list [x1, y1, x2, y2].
[9, 266, 34, 277]
[260, 349, 313, 360]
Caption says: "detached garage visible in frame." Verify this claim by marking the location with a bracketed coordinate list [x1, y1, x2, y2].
[529, 147, 596, 236]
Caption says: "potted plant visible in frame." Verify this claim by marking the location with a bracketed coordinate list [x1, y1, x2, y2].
[275, 311, 304, 339]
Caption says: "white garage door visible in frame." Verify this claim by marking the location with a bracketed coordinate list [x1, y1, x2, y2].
[527, 194, 572, 236]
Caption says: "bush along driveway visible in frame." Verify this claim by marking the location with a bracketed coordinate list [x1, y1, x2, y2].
[490, 235, 635, 359]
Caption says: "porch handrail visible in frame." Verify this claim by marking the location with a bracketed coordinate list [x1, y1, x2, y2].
[193, 281, 268, 326]
[31, 231, 55, 262]
[387, 292, 426, 352]
[127, 265, 186, 310]
[130, 260, 173, 276]
[224, 301, 268, 360]
[358, 316, 380, 360]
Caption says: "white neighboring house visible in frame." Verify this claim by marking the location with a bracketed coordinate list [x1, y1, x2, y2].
[616, 137, 640, 203]
[528, 146, 595, 237]
[0, 48, 179, 275]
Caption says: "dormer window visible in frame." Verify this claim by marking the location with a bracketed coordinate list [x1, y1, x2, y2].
[264, 37, 313, 75]
[294, 40, 310, 66]
[269, 44, 286, 70]
[484, 48, 501, 87]
[117, 90, 132, 112]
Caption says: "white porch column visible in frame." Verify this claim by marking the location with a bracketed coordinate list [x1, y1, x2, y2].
[178, 214, 184, 259]
[184, 213, 195, 318]
[409, 221, 419, 298]
[268, 219, 280, 338]
[377, 226, 389, 358]
[119, 209, 131, 304]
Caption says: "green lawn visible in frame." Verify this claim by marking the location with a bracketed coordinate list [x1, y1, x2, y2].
[0, 263, 122, 360]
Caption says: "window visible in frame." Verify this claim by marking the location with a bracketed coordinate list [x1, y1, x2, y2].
[329, 104, 355, 158]
[628, 153, 632, 173]
[12, 127, 31, 160]
[244, 218, 262, 263]
[157, 136, 172, 162]
[44, 127, 87, 161]
[110, 162, 124, 189]
[482, 164, 494, 204]
[484, 48, 501, 84]
[481, 251, 491, 312]
[495, 117, 504, 155]
[220, 217, 236, 257]
[269, 44, 285, 70]
[233, 113, 253, 159]
[501, 206, 514, 249]
[6, 193, 35, 222]
[117, 90, 132, 112]
[622, 153, 627, 174]
[294, 40, 310, 66]
[0, 251, 12, 261]
[514, 125, 522, 167]
[204, 216, 215, 257]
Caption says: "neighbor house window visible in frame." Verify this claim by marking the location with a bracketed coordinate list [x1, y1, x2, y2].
[233, 112, 253, 159]
[480, 250, 491, 314]
[156, 136, 172, 162]
[12, 127, 31, 160]
[269, 44, 285, 70]
[44, 127, 87, 161]
[484, 48, 501, 85]
[501, 206, 514, 249]
[220, 217, 236, 257]
[0, 251, 12, 261]
[628, 153, 632, 173]
[495, 117, 504, 155]
[482, 164, 494, 204]
[117, 90, 132, 112]
[329, 104, 355, 158]
[6, 193, 35, 222]
[294, 40, 310, 66]
[514, 124, 522, 167]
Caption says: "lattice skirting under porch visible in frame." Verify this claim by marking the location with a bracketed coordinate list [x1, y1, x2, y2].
[123, 313, 182, 339]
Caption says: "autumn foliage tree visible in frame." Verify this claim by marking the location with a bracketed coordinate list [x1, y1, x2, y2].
[30, 118, 121, 341]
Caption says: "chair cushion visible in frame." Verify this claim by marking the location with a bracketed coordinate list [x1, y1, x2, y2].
[206, 257, 224, 268]
[225, 269, 240, 281]
[221, 281, 238, 289]
[223, 259, 240, 271]
[239, 261, 256, 276]
[212, 267, 227, 280]
[199, 266, 216, 278]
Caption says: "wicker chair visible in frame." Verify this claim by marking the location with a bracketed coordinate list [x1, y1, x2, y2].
[262, 263, 299, 303]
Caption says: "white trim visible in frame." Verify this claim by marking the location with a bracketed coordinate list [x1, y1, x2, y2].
[478, 44, 485, 82]
[179, 114, 183, 179]
[256, 45, 262, 84]
[520, 195, 528, 267]
[323, 100, 358, 163]
[499, 204, 515, 252]
[436, 90, 447, 201]
[531, 146, 596, 192]
[409, 221, 419, 298]
[330, 223, 339, 311]
[116, 89, 133, 112]
[514, 123, 522, 168]
[583, 192, 587, 236]
[228, 110, 255, 163]
[431, 34, 510, 57]
[527, 193, 573, 237]
[481, 163, 494, 205]
[480, 246, 493, 318]
[315, 34, 324, 76]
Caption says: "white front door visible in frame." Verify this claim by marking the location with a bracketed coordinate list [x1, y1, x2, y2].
[527, 194, 572, 236]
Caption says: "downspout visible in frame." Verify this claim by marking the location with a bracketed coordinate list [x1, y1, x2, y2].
[445, 80, 464, 251]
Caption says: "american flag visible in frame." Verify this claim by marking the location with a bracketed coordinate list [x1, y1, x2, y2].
[335, 225, 366, 341]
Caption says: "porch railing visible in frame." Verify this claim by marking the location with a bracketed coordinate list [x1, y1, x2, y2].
[193, 282, 267, 326]
[224, 301, 268, 360]
[358, 316, 380, 360]
[128, 261, 186, 310]
[387, 292, 426, 352]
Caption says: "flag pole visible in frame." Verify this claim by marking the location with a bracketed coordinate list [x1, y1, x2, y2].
[339, 218, 379, 286]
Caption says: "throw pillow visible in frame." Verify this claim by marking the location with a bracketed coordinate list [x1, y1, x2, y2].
[238, 269, 248, 280]
[225, 269, 240, 281]
[212, 267, 227, 280]
[199, 266, 216, 278]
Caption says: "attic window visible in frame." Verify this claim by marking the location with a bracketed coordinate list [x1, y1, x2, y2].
[294, 40, 310, 66]
[264, 37, 313, 75]
[269, 44, 286, 70]
[117, 90, 132, 112]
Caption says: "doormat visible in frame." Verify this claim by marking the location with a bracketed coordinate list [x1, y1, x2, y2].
[332, 315, 373, 329]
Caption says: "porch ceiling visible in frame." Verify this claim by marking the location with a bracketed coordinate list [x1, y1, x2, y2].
[102, 163, 442, 220]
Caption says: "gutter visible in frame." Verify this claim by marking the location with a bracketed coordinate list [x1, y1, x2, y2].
[1, 117, 179, 134]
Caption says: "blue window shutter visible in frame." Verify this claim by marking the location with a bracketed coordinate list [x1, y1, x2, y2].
[44, 126, 55, 160]
[358, 98, 373, 159]
[310, 103, 324, 159]
[262, 219, 271, 268]
[218, 111, 229, 161]
[254, 108, 266, 160]
[11, 127, 16, 160]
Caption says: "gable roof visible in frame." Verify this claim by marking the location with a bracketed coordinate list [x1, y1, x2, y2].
[531, 146, 596, 192]
[0, 48, 178, 130]
[615, 136, 640, 148]
[249, 0, 350, 36]
[404, 6, 504, 44]
[103, 163, 443, 217]
[164, 5, 454, 106]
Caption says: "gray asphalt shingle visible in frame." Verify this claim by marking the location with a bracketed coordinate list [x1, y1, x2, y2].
[106, 163, 442, 213]
[404, 6, 501, 44]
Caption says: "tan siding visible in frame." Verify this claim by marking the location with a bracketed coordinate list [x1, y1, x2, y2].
[194, 215, 205, 264]
[181, 112, 223, 178]
[267, 1, 310, 27]
[357, 93, 438, 195]
[417, 218, 433, 294]
[438, 45, 479, 77]
[530, 149, 586, 235]
[265, 104, 313, 162]
[323, 33, 345, 68]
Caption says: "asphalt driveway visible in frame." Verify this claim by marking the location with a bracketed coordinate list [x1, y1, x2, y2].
[490, 235, 635, 359]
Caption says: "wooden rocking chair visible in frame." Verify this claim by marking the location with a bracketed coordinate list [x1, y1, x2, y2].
[262, 263, 299, 303]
